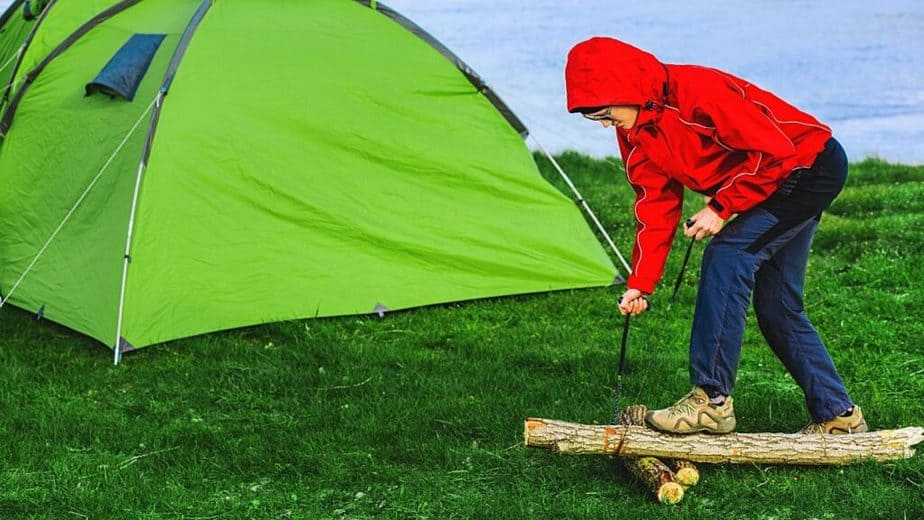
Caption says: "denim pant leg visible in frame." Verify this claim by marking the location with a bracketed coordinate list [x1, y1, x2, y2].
[688, 208, 818, 397]
[753, 218, 853, 422]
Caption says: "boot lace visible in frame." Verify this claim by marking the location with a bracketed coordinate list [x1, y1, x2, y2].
[667, 392, 700, 418]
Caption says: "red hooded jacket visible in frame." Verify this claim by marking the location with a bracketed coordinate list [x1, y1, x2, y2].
[565, 38, 832, 294]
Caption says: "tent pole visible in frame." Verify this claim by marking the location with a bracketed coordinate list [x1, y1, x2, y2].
[113, 1, 212, 364]
[1, 45, 30, 133]
[529, 135, 633, 275]
[113, 92, 163, 365]
[113, 159, 146, 366]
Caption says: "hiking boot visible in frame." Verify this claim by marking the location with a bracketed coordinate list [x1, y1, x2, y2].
[645, 386, 736, 434]
[799, 405, 868, 434]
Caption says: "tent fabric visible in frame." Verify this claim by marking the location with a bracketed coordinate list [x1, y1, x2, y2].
[0, 0, 210, 345]
[353, 0, 528, 138]
[0, 0, 618, 353]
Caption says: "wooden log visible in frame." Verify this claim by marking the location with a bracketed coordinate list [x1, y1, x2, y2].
[616, 405, 684, 504]
[627, 457, 684, 504]
[524, 418, 924, 465]
[618, 405, 700, 488]
[618, 405, 648, 429]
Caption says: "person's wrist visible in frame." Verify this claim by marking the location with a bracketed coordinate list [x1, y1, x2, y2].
[707, 198, 732, 220]
[627, 273, 656, 295]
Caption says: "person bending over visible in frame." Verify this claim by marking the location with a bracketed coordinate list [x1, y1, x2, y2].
[565, 37, 866, 435]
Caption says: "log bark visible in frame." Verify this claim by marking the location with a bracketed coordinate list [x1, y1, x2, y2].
[524, 418, 924, 465]
[617, 405, 648, 429]
[616, 405, 685, 503]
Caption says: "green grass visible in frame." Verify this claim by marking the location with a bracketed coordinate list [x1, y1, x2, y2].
[1, 154, 922, 519]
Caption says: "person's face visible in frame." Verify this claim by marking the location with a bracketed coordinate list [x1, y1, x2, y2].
[583, 105, 640, 130]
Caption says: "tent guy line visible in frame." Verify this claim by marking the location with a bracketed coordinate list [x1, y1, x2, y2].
[0, 94, 158, 312]
[0, 44, 21, 75]
[530, 132, 632, 275]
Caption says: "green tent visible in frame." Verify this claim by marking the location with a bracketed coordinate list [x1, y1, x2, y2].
[0, 0, 619, 362]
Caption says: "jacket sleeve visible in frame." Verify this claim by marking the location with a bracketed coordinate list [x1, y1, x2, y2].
[623, 147, 684, 294]
[697, 80, 797, 219]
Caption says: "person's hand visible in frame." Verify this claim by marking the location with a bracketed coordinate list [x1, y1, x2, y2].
[618, 288, 649, 316]
[684, 206, 726, 241]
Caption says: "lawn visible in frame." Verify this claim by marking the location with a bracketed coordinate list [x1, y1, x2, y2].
[1, 153, 922, 519]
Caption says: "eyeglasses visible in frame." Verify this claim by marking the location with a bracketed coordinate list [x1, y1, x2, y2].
[582, 108, 614, 121]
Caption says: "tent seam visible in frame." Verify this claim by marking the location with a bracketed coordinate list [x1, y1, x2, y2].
[353, 0, 529, 138]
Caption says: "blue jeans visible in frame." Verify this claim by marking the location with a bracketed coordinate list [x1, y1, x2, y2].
[689, 138, 853, 423]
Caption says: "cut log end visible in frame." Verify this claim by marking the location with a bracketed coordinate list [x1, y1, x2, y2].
[524, 418, 558, 452]
[657, 482, 685, 505]
[668, 459, 701, 487]
[674, 466, 700, 487]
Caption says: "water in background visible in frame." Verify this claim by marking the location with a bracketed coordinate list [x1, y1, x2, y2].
[1, 1, 921, 164]
[386, 0, 924, 165]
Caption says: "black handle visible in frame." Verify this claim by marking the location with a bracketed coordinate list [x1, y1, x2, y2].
[618, 312, 630, 375]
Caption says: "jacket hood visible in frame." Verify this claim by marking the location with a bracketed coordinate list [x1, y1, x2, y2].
[565, 37, 668, 114]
